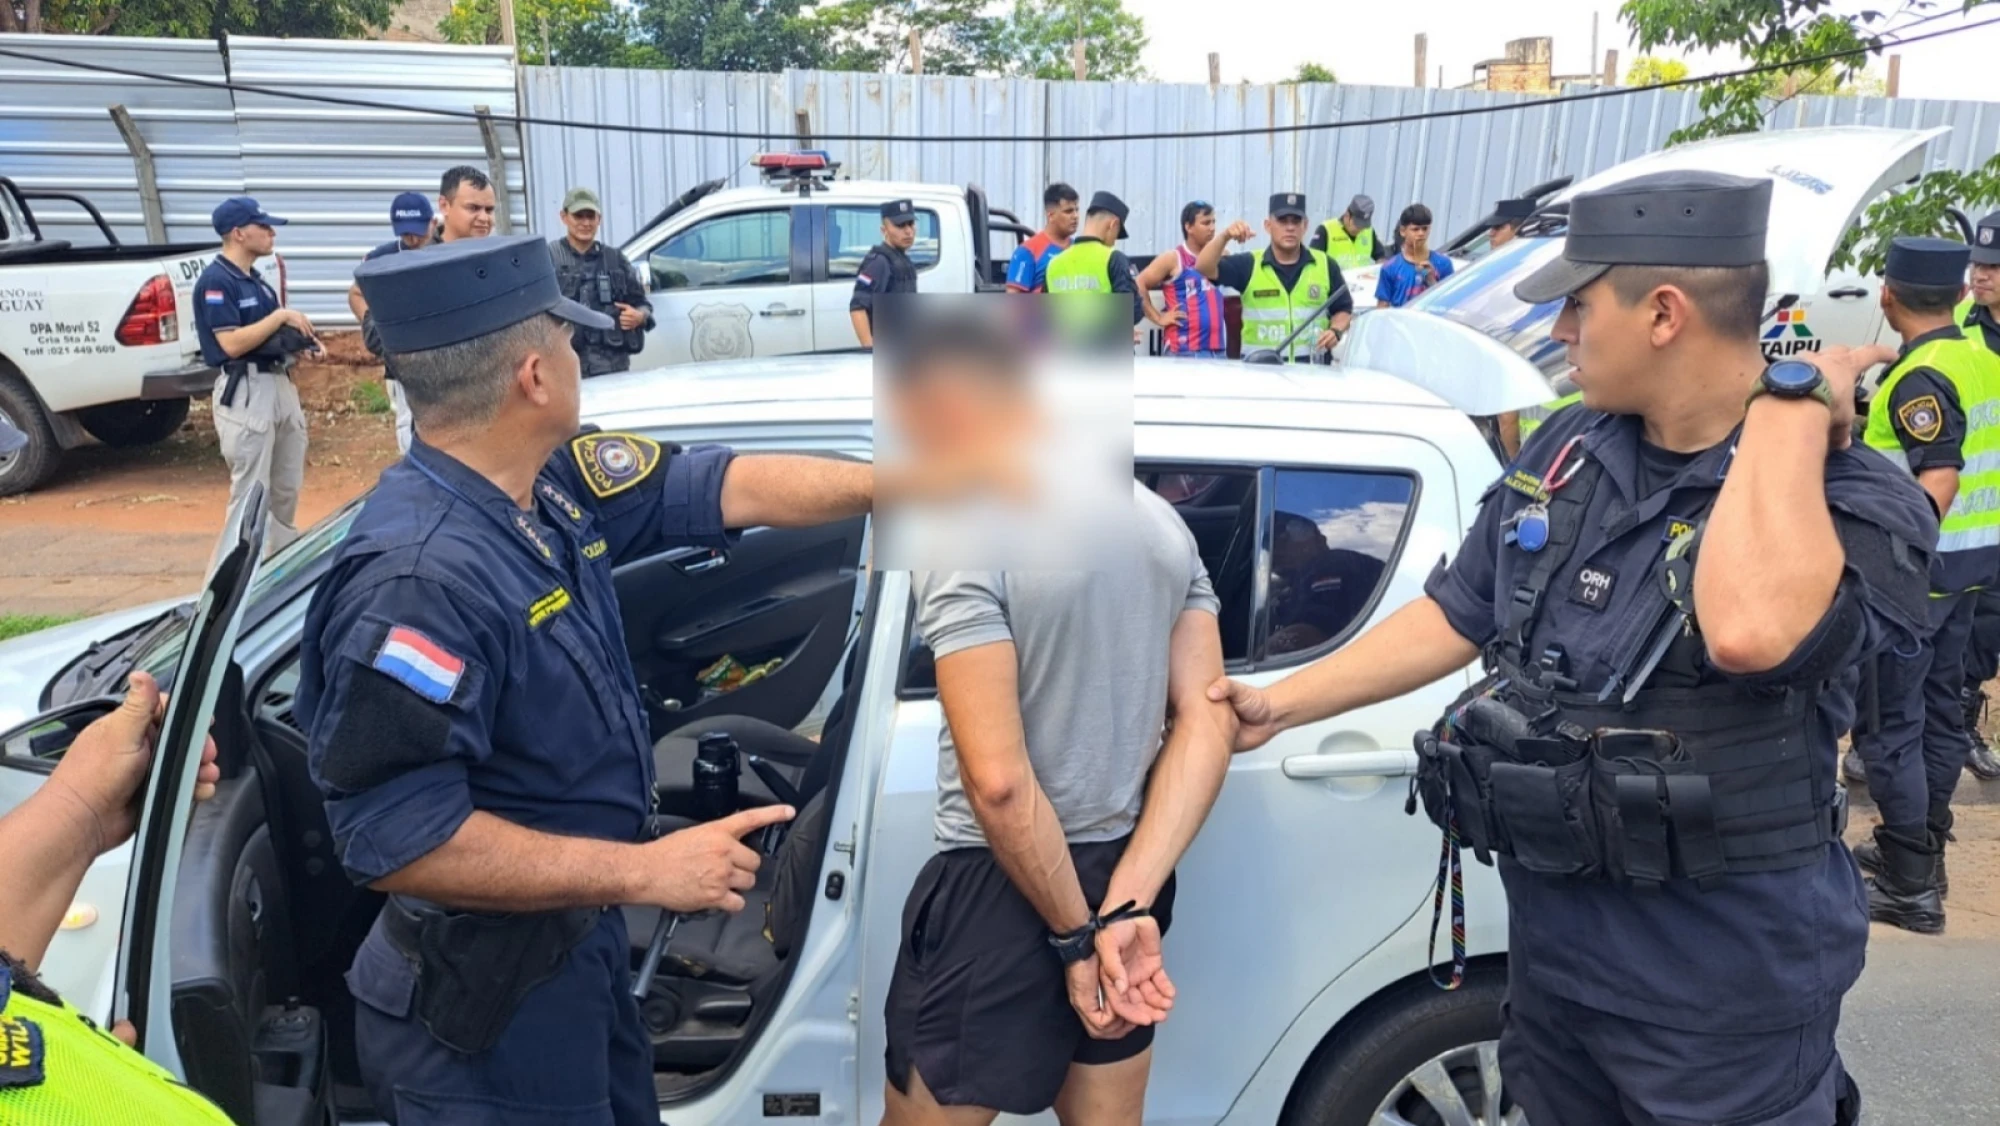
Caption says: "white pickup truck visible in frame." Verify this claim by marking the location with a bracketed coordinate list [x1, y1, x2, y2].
[0, 176, 227, 496]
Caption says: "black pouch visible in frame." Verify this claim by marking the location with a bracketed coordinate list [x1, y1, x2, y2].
[1587, 730, 1691, 887]
[1439, 740, 1505, 863]
[1489, 756, 1601, 878]
[410, 906, 599, 1054]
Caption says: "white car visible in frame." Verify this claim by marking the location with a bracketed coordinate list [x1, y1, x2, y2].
[0, 122, 1947, 1126]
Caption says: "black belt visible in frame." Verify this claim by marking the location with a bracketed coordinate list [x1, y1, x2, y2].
[218, 359, 291, 408]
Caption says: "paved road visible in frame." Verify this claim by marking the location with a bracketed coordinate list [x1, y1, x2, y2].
[1842, 935, 2000, 1123]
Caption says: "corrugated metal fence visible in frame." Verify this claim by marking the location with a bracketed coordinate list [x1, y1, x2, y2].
[0, 32, 522, 324]
[523, 66, 2000, 261]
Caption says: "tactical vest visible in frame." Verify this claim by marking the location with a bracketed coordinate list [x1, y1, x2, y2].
[0, 963, 233, 1123]
[1862, 330, 2000, 559]
[1240, 250, 1335, 361]
[1410, 442, 1839, 889]
[1319, 220, 1376, 271]
[1516, 390, 1583, 441]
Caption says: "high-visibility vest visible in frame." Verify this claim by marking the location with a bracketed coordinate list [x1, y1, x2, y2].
[1960, 296, 1998, 357]
[1319, 221, 1376, 271]
[1516, 390, 1584, 440]
[0, 963, 234, 1124]
[1239, 250, 1334, 362]
[1045, 239, 1115, 296]
[1863, 329, 2000, 561]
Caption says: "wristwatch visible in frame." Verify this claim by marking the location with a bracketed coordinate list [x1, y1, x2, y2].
[1746, 358, 1834, 411]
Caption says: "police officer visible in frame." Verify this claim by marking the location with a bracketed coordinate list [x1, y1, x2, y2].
[298, 234, 873, 1123]
[1197, 192, 1352, 362]
[550, 186, 652, 379]
[1846, 237, 2000, 929]
[1208, 171, 1934, 1124]
[850, 198, 921, 350]
[193, 196, 315, 558]
[1044, 190, 1153, 338]
[1955, 210, 2000, 781]
[1310, 193, 1386, 271]
[1484, 196, 1537, 251]
[348, 191, 436, 454]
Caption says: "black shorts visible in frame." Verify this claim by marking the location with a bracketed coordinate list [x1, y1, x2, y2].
[883, 836, 1177, 1114]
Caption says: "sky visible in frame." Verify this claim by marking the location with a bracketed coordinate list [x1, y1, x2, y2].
[1134, 0, 2000, 102]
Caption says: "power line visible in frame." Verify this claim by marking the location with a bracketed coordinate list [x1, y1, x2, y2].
[0, 15, 1994, 144]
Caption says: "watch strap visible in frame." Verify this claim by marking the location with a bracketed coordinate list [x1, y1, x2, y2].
[1747, 371, 1834, 411]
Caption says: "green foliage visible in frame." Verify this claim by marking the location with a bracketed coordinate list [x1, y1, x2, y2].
[1832, 154, 2000, 275]
[633, 0, 827, 72]
[441, 0, 662, 66]
[1000, 0, 1148, 81]
[9, 0, 390, 36]
[0, 614, 79, 642]
[1285, 61, 1339, 84]
[1624, 55, 1689, 86]
[351, 379, 393, 416]
[811, 0, 1145, 80]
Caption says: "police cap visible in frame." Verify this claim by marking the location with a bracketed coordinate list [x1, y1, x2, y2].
[353, 233, 613, 354]
[1270, 193, 1308, 221]
[1346, 194, 1375, 223]
[1086, 190, 1131, 240]
[211, 196, 287, 235]
[1885, 236, 1970, 288]
[1972, 210, 2000, 266]
[881, 198, 917, 225]
[1514, 171, 1771, 305]
[1487, 197, 1537, 225]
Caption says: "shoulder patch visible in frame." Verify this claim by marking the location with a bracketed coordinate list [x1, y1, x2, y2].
[1897, 394, 1944, 443]
[372, 625, 466, 704]
[0, 1013, 45, 1089]
[528, 586, 572, 629]
[570, 432, 662, 499]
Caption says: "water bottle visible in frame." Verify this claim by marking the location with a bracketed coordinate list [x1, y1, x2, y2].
[691, 732, 740, 820]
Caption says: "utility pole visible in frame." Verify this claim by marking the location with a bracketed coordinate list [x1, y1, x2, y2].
[496, 0, 516, 48]
[1602, 49, 1619, 88]
[1887, 54, 1902, 97]
[1208, 52, 1221, 87]
[1590, 12, 1599, 85]
[909, 29, 923, 75]
[1072, 2, 1087, 80]
[1414, 33, 1427, 88]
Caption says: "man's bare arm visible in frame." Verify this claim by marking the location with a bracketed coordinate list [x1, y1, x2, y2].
[851, 309, 874, 349]
[1104, 610, 1235, 910]
[937, 641, 1092, 934]
[719, 455, 872, 528]
[1135, 249, 1177, 294]
[347, 281, 368, 323]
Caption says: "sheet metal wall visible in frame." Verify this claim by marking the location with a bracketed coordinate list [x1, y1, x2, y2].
[524, 65, 2000, 260]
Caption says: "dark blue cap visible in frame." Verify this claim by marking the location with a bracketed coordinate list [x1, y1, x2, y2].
[881, 198, 916, 224]
[389, 191, 434, 237]
[1971, 211, 2000, 266]
[1515, 171, 1770, 304]
[211, 196, 287, 234]
[1886, 236, 1970, 287]
[353, 234, 613, 355]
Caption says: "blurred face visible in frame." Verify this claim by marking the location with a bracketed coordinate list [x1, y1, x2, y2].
[1549, 276, 1659, 414]
[1489, 222, 1518, 249]
[1401, 220, 1432, 256]
[1974, 262, 2000, 308]
[1265, 214, 1306, 254]
[1184, 210, 1216, 250]
[440, 184, 497, 240]
[562, 207, 601, 247]
[1049, 198, 1081, 241]
[890, 363, 1037, 469]
[883, 218, 917, 251]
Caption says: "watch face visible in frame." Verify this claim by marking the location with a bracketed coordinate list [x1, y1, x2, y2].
[1765, 359, 1822, 392]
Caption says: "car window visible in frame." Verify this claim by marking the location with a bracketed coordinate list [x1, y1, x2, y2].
[649, 210, 792, 292]
[1264, 469, 1414, 659]
[1409, 234, 1572, 378]
[827, 206, 941, 275]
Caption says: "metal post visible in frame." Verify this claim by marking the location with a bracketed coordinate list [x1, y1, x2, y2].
[1602, 49, 1619, 88]
[1414, 34, 1428, 88]
[107, 105, 166, 244]
[1208, 52, 1220, 87]
[474, 105, 515, 235]
[795, 110, 813, 148]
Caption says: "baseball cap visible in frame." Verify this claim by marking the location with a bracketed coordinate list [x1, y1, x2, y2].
[211, 196, 287, 235]
[389, 191, 433, 237]
[562, 187, 603, 215]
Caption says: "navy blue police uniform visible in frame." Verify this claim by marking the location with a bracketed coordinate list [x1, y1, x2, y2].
[850, 198, 921, 341]
[294, 234, 736, 1124]
[1415, 172, 1937, 1125]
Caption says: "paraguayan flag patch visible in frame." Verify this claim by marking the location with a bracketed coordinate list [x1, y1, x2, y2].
[373, 625, 465, 703]
[204, 289, 226, 305]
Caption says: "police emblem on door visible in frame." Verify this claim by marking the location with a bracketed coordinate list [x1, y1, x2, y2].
[689, 303, 755, 362]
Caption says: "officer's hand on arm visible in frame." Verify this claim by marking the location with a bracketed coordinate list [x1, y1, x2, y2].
[0, 673, 221, 967]
[632, 806, 797, 913]
[1695, 344, 1896, 674]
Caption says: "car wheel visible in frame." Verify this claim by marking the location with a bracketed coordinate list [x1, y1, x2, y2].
[76, 396, 191, 447]
[0, 369, 61, 497]
[1285, 971, 1521, 1126]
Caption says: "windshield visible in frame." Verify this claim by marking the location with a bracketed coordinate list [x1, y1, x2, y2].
[1408, 235, 1573, 382]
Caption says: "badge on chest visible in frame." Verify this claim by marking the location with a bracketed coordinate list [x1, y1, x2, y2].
[1568, 563, 1617, 611]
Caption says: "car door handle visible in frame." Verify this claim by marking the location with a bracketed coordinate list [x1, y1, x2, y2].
[1826, 287, 1869, 299]
[662, 546, 728, 574]
[1281, 749, 1420, 779]
[759, 306, 806, 317]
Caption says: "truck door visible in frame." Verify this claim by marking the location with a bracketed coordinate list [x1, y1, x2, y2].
[633, 207, 816, 369]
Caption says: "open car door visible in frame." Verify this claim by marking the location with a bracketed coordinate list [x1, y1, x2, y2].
[113, 484, 265, 1069]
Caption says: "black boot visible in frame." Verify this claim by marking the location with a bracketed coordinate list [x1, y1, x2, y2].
[1930, 806, 1954, 900]
[1865, 826, 1945, 935]
[1967, 687, 2000, 780]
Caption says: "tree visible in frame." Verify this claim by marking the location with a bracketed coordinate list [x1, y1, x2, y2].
[1285, 61, 1339, 84]
[998, 0, 1148, 81]
[1624, 55, 1689, 87]
[810, 0, 1146, 80]
[5, 0, 389, 37]
[441, 0, 661, 66]
[631, 0, 827, 72]
[1620, 0, 2000, 273]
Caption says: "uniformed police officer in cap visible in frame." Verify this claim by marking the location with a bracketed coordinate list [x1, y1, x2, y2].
[296, 234, 874, 1123]
[1207, 170, 1938, 1124]
[1954, 210, 2000, 782]
[851, 198, 922, 350]
[1484, 196, 1537, 251]
[1196, 192, 1352, 362]
[1845, 236, 2000, 932]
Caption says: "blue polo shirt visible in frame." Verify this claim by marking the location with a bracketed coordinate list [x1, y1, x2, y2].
[1374, 250, 1455, 308]
[192, 254, 283, 368]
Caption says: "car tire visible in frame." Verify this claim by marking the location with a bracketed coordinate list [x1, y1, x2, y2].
[1285, 970, 1521, 1126]
[0, 368, 61, 497]
[76, 396, 191, 448]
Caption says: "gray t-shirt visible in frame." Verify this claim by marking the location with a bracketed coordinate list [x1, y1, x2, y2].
[915, 483, 1220, 848]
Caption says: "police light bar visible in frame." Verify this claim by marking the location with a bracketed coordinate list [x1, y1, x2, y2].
[752, 150, 834, 171]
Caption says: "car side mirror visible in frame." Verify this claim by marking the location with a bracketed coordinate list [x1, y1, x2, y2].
[0, 697, 122, 772]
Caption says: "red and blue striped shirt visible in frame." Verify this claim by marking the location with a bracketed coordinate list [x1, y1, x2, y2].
[1162, 244, 1226, 354]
